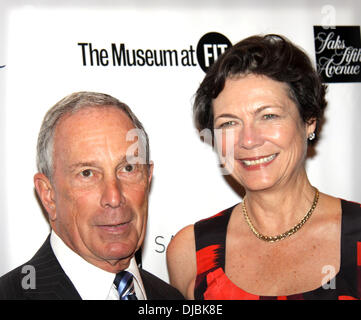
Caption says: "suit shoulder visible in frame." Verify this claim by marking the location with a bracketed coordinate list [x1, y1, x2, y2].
[0, 235, 81, 300]
[0, 265, 28, 300]
[140, 269, 184, 300]
[0, 236, 52, 300]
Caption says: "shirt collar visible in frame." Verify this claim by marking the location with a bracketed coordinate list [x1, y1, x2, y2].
[125, 256, 147, 300]
[50, 230, 146, 300]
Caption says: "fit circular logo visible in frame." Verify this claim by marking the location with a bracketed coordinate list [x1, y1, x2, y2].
[196, 32, 232, 72]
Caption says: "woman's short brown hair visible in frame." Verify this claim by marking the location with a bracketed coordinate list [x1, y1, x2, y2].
[193, 34, 327, 144]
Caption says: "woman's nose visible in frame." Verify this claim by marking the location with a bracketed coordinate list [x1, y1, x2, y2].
[238, 124, 264, 150]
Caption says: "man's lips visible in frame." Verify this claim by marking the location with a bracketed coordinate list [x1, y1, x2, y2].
[238, 153, 278, 169]
[96, 221, 131, 233]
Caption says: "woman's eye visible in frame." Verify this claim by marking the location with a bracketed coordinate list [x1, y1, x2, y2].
[219, 120, 236, 128]
[80, 169, 93, 178]
[263, 114, 278, 120]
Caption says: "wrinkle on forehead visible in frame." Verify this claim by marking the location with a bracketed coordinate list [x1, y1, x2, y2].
[213, 75, 302, 122]
[52, 107, 137, 172]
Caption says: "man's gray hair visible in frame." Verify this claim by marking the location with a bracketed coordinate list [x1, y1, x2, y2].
[36, 91, 150, 180]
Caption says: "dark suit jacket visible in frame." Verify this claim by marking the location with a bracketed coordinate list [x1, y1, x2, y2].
[0, 235, 184, 300]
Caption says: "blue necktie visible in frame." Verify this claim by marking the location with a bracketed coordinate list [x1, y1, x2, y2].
[114, 271, 138, 300]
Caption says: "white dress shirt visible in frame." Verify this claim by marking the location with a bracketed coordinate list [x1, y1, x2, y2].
[50, 230, 147, 300]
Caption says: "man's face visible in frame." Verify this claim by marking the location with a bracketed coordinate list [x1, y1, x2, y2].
[40, 106, 152, 272]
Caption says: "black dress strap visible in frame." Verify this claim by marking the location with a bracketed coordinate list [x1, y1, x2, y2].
[303, 199, 361, 299]
[193, 205, 235, 299]
[338, 199, 361, 298]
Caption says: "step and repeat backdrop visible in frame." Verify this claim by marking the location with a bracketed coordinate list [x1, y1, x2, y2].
[0, 0, 360, 282]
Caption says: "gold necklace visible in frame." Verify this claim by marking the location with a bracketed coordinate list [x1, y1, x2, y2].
[241, 188, 319, 243]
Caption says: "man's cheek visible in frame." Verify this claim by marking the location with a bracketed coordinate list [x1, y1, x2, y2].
[125, 183, 149, 203]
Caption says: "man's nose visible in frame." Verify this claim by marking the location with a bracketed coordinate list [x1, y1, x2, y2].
[100, 178, 125, 208]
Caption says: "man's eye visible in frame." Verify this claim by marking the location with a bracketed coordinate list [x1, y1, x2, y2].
[123, 164, 135, 173]
[80, 169, 93, 177]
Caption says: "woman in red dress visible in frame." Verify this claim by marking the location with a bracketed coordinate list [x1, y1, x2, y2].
[167, 34, 361, 300]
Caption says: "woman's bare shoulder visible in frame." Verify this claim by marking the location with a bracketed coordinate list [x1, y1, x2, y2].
[167, 224, 195, 265]
[166, 224, 196, 299]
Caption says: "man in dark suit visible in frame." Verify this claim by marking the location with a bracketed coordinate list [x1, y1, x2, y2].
[0, 92, 183, 300]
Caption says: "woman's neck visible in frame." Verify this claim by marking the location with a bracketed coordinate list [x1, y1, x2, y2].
[243, 172, 317, 236]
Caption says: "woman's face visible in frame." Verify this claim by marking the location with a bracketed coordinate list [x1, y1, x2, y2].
[212, 74, 316, 192]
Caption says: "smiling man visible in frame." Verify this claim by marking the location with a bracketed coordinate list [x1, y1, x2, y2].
[0, 92, 184, 300]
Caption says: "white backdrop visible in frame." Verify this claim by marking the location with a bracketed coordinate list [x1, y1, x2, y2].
[0, 0, 360, 282]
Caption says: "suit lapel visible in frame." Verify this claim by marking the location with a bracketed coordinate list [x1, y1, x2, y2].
[139, 268, 155, 299]
[23, 235, 81, 300]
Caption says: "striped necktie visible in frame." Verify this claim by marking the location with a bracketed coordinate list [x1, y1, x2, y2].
[114, 271, 138, 300]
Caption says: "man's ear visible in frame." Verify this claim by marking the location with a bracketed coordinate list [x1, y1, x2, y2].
[147, 161, 154, 185]
[34, 173, 57, 221]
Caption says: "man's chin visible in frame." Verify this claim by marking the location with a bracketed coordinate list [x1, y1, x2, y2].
[98, 242, 137, 266]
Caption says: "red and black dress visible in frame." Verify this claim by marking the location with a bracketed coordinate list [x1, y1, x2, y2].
[194, 199, 361, 300]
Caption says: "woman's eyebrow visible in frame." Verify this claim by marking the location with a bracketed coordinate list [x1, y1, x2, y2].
[253, 105, 283, 115]
[214, 105, 283, 121]
[214, 113, 240, 121]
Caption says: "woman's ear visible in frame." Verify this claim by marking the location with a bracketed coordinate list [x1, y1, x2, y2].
[34, 173, 57, 221]
[306, 118, 317, 137]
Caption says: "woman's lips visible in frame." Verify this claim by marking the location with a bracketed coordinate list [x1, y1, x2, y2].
[238, 153, 278, 170]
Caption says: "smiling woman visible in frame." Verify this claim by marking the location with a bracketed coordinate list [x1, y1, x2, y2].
[167, 34, 361, 300]
[212, 74, 313, 192]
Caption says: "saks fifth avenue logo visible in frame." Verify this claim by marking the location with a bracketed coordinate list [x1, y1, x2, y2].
[314, 26, 361, 83]
[78, 32, 232, 72]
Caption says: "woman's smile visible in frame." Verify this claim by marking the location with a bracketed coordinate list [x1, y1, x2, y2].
[239, 153, 278, 170]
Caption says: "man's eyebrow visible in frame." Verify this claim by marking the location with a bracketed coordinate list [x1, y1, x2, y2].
[68, 161, 100, 170]
[115, 157, 133, 170]
[68, 155, 145, 171]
